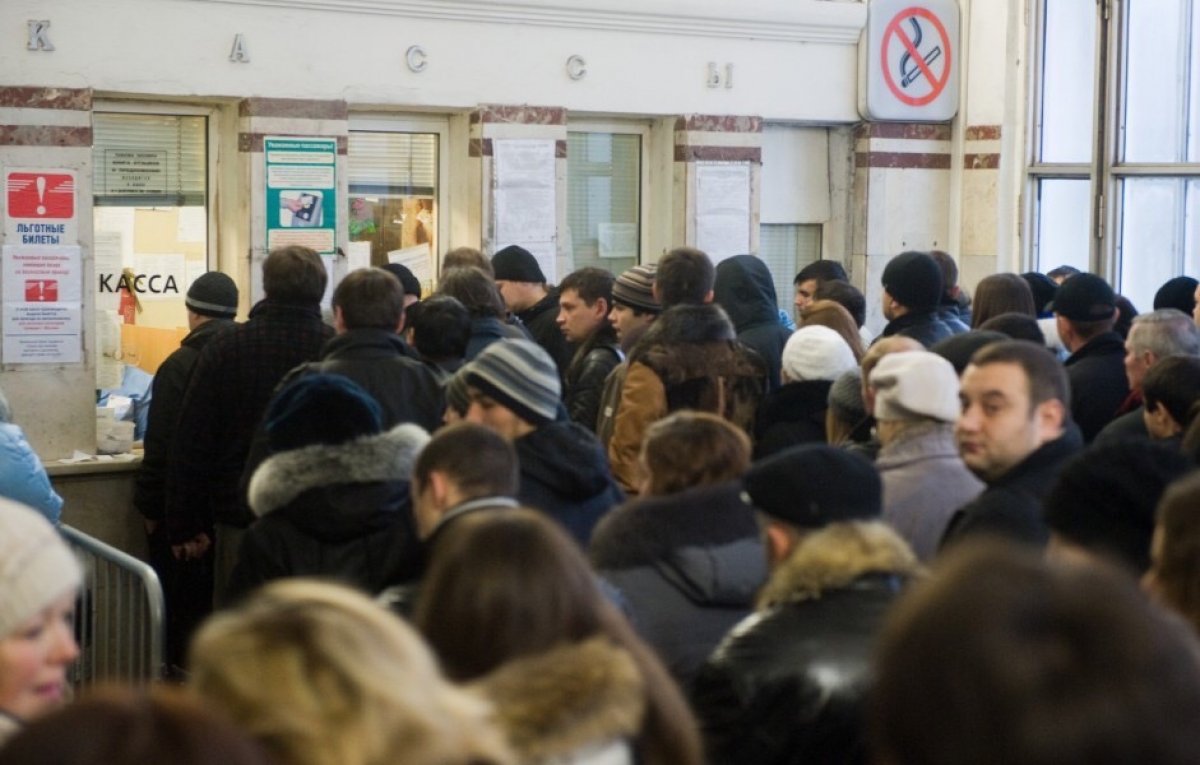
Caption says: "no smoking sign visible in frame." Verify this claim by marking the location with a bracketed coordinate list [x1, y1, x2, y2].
[860, 0, 959, 122]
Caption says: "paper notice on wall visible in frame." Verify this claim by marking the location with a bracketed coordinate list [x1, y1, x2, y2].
[177, 207, 207, 242]
[388, 244, 433, 288]
[2, 245, 82, 364]
[695, 162, 751, 264]
[493, 138, 557, 282]
[94, 231, 123, 312]
[95, 310, 124, 389]
[598, 223, 638, 259]
[346, 241, 372, 272]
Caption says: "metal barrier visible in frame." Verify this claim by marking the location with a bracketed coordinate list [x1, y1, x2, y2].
[60, 525, 166, 686]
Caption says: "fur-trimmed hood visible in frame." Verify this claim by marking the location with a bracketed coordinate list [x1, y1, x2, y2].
[472, 637, 645, 763]
[248, 423, 429, 517]
[757, 521, 921, 609]
[628, 304, 735, 364]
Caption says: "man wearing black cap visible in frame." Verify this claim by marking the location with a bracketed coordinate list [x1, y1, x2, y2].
[1053, 272, 1129, 442]
[692, 444, 919, 765]
[491, 244, 574, 377]
[878, 251, 957, 347]
[134, 270, 238, 667]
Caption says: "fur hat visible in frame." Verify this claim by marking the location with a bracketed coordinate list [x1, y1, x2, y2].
[782, 325, 858, 382]
[186, 272, 238, 319]
[882, 252, 944, 312]
[870, 351, 960, 423]
[612, 264, 659, 313]
[1044, 441, 1191, 573]
[491, 245, 546, 283]
[742, 444, 881, 528]
[0, 499, 81, 639]
[1051, 273, 1116, 321]
[465, 339, 561, 426]
[265, 373, 384, 453]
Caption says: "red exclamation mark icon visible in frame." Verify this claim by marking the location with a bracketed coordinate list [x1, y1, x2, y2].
[36, 176, 46, 216]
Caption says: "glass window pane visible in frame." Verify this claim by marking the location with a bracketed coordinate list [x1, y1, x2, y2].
[760, 224, 822, 315]
[1190, 3, 1200, 161]
[566, 132, 641, 275]
[347, 131, 438, 274]
[1119, 178, 1188, 311]
[1039, 0, 1097, 163]
[1122, 0, 1187, 162]
[1034, 178, 1091, 274]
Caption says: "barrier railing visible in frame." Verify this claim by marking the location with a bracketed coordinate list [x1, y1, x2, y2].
[60, 525, 166, 686]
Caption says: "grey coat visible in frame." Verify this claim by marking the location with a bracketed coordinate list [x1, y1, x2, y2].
[876, 421, 984, 562]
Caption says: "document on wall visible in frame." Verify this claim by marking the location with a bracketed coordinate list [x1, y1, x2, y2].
[695, 162, 751, 264]
[493, 139, 557, 282]
[2, 245, 83, 364]
[388, 244, 434, 289]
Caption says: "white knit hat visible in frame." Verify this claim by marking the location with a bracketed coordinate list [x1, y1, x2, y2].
[781, 325, 858, 383]
[870, 350, 960, 423]
[0, 498, 82, 638]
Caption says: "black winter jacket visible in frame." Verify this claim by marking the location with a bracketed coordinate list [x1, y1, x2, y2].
[564, 325, 623, 432]
[940, 428, 1082, 550]
[754, 380, 832, 459]
[518, 288, 576, 377]
[227, 424, 429, 603]
[465, 316, 530, 361]
[516, 420, 623, 545]
[1064, 331, 1130, 443]
[135, 318, 234, 521]
[692, 522, 917, 765]
[590, 482, 767, 689]
[878, 310, 956, 348]
[715, 255, 792, 391]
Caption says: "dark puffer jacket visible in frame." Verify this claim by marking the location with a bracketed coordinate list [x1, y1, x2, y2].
[564, 324, 623, 431]
[518, 287, 576, 377]
[226, 424, 429, 603]
[753, 380, 832, 459]
[692, 522, 919, 765]
[715, 255, 792, 391]
[590, 481, 767, 689]
[1064, 330, 1130, 443]
[878, 310, 956, 348]
[515, 420, 623, 546]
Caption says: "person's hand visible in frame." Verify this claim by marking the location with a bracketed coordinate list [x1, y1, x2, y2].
[282, 196, 304, 213]
[171, 532, 212, 561]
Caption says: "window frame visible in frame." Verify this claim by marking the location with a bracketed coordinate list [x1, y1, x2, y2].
[565, 119, 651, 270]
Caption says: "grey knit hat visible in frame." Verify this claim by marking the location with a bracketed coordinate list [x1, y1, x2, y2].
[612, 264, 660, 313]
[0, 498, 82, 638]
[445, 367, 471, 418]
[828, 368, 866, 423]
[465, 339, 561, 425]
[186, 272, 239, 319]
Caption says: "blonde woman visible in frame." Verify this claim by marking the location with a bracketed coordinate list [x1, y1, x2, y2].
[189, 579, 512, 765]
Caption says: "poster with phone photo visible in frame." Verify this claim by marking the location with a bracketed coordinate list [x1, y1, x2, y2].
[265, 137, 337, 255]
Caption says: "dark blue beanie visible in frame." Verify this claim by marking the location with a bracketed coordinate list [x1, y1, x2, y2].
[265, 373, 383, 453]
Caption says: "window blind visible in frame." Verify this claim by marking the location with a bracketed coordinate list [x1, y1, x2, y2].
[93, 113, 207, 206]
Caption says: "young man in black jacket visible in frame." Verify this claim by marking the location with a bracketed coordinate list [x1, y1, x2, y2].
[556, 267, 622, 431]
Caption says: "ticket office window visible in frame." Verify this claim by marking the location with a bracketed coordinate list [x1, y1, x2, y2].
[566, 124, 646, 275]
[92, 109, 212, 379]
[347, 121, 443, 294]
[1028, 0, 1200, 310]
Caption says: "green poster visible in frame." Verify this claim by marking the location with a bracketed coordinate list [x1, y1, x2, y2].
[265, 137, 337, 255]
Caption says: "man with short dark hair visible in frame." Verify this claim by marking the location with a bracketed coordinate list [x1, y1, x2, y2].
[167, 245, 334, 603]
[491, 244, 574, 376]
[941, 340, 1080, 549]
[1053, 272, 1129, 442]
[405, 295, 471, 381]
[878, 251, 955, 347]
[929, 250, 971, 332]
[792, 259, 848, 315]
[596, 264, 660, 450]
[1095, 308, 1200, 444]
[557, 267, 621, 430]
[655, 247, 716, 307]
[1142, 354, 1200, 443]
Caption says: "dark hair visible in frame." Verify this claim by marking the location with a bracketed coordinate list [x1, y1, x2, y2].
[1114, 295, 1139, 340]
[813, 279, 866, 328]
[800, 299, 866, 362]
[794, 260, 848, 287]
[871, 541, 1200, 765]
[437, 267, 506, 319]
[978, 312, 1046, 344]
[332, 268, 404, 331]
[928, 250, 959, 294]
[441, 247, 493, 278]
[263, 246, 327, 304]
[1047, 264, 1082, 281]
[641, 411, 750, 495]
[412, 422, 518, 501]
[969, 340, 1070, 411]
[656, 248, 715, 307]
[414, 509, 704, 765]
[971, 273, 1036, 328]
[405, 296, 471, 362]
[1142, 355, 1200, 428]
[559, 267, 615, 307]
[0, 686, 269, 765]
[1152, 473, 1200, 635]
[380, 263, 422, 301]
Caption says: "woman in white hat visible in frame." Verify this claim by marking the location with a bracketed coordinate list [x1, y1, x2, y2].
[0, 498, 81, 748]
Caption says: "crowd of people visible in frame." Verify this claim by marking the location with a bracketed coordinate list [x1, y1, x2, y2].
[4, 243, 1200, 763]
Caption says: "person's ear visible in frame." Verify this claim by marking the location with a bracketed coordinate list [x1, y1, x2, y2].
[1035, 398, 1067, 438]
[429, 470, 450, 507]
[765, 522, 795, 565]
